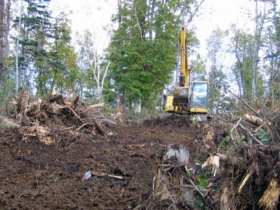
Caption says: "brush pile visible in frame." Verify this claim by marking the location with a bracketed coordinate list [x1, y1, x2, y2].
[2, 91, 120, 145]
[154, 102, 280, 209]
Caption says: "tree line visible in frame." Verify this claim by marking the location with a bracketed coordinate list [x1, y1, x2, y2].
[0, 0, 279, 113]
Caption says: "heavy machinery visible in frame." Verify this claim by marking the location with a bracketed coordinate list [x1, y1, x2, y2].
[164, 26, 209, 115]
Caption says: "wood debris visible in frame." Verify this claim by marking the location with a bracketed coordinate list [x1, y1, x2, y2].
[258, 178, 280, 210]
[2, 91, 120, 145]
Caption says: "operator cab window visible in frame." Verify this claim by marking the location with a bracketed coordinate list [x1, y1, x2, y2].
[191, 82, 208, 108]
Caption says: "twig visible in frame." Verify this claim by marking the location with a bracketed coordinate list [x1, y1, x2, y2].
[91, 170, 124, 180]
[48, 169, 59, 178]
[238, 162, 256, 193]
[66, 106, 83, 123]
[230, 117, 242, 141]
[188, 179, 208, 206]
[239, 124, 264, 145]
[226, 88, 263, 118]
[76, 123, 93, 131]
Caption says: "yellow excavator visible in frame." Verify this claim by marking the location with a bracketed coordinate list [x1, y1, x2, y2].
[164, 26, 209, 115]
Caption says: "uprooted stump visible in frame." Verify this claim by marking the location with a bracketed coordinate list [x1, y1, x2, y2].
[3, 91, 119, 145]
[154, 144, 199, 208]
[215, 144, 280, 210]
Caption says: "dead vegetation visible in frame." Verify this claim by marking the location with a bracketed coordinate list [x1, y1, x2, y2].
[1, 91, 121, 145]
[148, 96, 280, 209]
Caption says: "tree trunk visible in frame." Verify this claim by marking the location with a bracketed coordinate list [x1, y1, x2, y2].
[15, 0, 24, 94]
[0, 0, 4, 86]
[134, 97, 141, 114]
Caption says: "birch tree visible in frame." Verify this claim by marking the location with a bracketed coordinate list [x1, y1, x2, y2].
[206, 28, 231, 112]
[76, 30, 110, 102]
[251, 0, 266, 101]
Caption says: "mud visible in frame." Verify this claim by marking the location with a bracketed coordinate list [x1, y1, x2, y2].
[0, 115, 209, 210]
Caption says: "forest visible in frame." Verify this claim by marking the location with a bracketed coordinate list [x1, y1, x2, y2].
[0, 0, 279, 113]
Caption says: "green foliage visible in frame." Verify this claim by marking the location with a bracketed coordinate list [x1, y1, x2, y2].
[194, 174, 209, 209]
[76, 30, 111, 102]
[206, 28, 233, 112]
[229, 25, 265, 101]
[194, 197, 204, 209]
[109, 0, 194, 108]
[34, 19, 78, 95]
[0, 120, 12, 129]
[218, 135, 230, 148]
[190, 115, 200, 127]
[11, 1, 79, 96]
[253, 129, 270, 145]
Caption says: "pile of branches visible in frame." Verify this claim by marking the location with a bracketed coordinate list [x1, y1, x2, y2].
[1, 91, 119, 145]
[151, 99, 280, 209]
[201, 101, 280, 209]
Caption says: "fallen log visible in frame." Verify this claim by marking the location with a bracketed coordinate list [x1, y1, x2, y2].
[244, 114, 270, 126]
[45, 104, 66, 115]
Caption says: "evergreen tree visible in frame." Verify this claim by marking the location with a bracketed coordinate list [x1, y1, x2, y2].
[35, 18, 78, 96]
[13, 0, 52, 91]
[109, 0, 186, 111]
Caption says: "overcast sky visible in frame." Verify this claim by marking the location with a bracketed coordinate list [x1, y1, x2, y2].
[48, 0, 277, 54]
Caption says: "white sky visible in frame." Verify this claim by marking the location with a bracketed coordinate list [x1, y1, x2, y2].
[191, 0, 260, 55]
[48, 0, 279, 56]
[48, 0, 116, 52]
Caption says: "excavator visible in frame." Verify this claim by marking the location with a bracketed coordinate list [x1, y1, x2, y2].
[164, 26, 209, 115]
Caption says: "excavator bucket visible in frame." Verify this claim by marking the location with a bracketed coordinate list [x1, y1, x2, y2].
[173, 86, 190, 112]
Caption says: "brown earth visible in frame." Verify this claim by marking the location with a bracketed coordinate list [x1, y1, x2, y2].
[1, 93, 280, 210]
[0, 115, 209, 210]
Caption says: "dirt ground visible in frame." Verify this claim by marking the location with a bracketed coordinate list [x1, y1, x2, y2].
[0, 115, 209, 210]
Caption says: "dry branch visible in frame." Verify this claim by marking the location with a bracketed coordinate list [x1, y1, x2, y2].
[66, 106, 84, 123]
[72, 95, 80, 109]
[215, 153, 241, 165]
[48, 94, 62, 103]
[83, 103, 104, 114]
[244, 114, 271, 126]
[91, 171, 124, 180]
[238, 162, 257, 193]
[100, 118, 117, 126]
[258, 178, 280, 210]
[230, 117, 241, 141]
[238, 124, 264, 145]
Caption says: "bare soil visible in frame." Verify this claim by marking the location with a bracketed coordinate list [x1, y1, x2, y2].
[0, 115, 208, 210]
